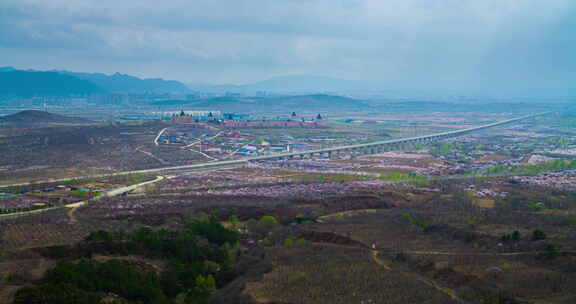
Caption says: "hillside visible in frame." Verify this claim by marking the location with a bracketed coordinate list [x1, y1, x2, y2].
[0, 70, 104, 97]
[0, 110, 93, 126]
[152, 94, 368, 112]
[0, 67, 190, 96]
[67, 72, 190, 94]
[263, 94, 368, 109]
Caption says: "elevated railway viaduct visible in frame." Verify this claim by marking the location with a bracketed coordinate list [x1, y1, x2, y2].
[247, 112, 552, 162]
[98, 112, 555, 176]
[0, 112, 552, 189]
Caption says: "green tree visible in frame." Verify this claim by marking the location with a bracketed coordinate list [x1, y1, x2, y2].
[259, 215, 278, 226]
[128, 173, 146, 185]
[71, 190, 90, 198]
[13, 283, 101, 304]
[227, 215, 239, 230]
[463, 190, 475, 203]
[543, 244, 560, 259]
[185, 217, 240, 246]
[284, 237, 294, 247]
[532, 229, 547, 241]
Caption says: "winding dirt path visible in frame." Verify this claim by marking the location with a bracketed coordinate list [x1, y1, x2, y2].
[370, 250, 391, 270]
[303, 217, 469, 303]
[366, 247, 466, 303]
[318, 209, 391, 221]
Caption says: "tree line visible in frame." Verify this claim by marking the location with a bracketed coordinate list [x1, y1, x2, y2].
[13, 216, 241, 304]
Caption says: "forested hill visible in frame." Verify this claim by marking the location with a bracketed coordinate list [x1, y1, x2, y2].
[0, 67, 191, 96]
[65, 71, 190, 94]
[0, 70, 104, 97]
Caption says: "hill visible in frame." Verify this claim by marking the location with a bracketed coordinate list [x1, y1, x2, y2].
[0, 70, 104, 97]
[0, 67, 190, 96]
[249, 75, 373, 92]
[263, 94, 367, 110]
[66, 72, 190, 94]
[188, 75, 376, 94]
[152, 94, 368, 112]
[0, 110, 93, 127]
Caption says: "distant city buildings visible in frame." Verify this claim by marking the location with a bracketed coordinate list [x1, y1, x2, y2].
[89, 93, 135, 105]
[225, 92, 243, 97]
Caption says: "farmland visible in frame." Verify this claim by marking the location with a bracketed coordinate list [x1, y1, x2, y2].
[1, 110, 575, 303]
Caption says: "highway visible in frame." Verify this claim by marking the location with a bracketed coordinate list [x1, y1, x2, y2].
[0, 112, 551, 189]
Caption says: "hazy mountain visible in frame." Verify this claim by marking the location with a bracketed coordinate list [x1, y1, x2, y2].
[66, 71, 190, 94]
[0, 66, 17, 72]
[0, 70, 104, 97]
[261, 94, 367, 109]
[248, 75, 373, 92]
[188, 75, 376, 94]
[186, 83, 243, 94]
[189, 75, 576, 101]
[0, 67, 190, 95]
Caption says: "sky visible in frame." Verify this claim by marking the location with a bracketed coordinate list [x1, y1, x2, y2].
[0, 0, 575, 89]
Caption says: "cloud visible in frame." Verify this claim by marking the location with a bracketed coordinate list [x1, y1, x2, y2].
[0, 0, 574, 88]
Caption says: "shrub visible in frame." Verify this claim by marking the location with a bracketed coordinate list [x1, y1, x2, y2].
[400, 212, 430, 231]
[500, 231, 521, 243]
[542, 244, 560, 260]
[532, 229, 547, 241]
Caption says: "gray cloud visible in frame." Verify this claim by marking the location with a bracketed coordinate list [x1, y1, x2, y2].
[0, 0, 574, 88]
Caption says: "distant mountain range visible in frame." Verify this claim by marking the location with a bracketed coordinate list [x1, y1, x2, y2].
[62, 71, 190, 94]
[0, 67, 190, 96]
[2, 66, 573, 102]
[0, 70, 104, 97]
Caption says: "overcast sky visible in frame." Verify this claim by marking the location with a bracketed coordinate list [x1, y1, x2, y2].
[1, 0, 574, 89]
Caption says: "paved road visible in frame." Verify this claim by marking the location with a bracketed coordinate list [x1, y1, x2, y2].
[154, 127, 168, 146]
